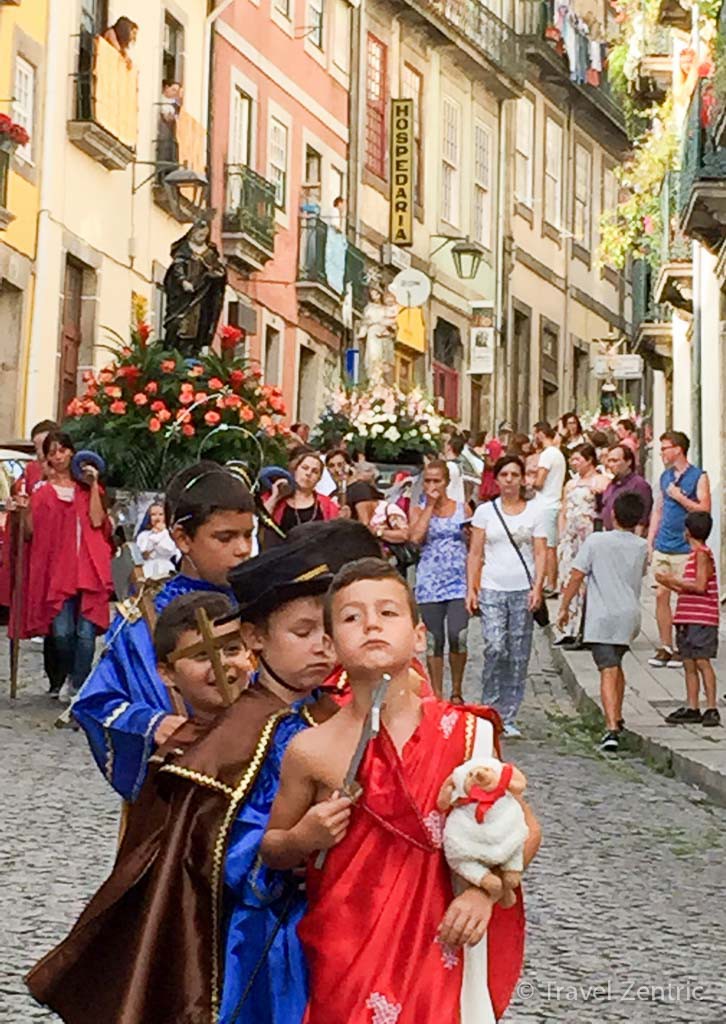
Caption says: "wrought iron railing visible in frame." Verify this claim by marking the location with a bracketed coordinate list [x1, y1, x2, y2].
[222, 165, 276, 253]
[298, 215, 367, 313]
[678, 78, 726, 220]
[521, 0, 624, 126]
[659, 170, 691, 262]
[422, 0, 523, 79]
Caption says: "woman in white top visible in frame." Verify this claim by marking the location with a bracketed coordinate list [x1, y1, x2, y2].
[466, 455, 547, 737]
[136, 502, 179, 579]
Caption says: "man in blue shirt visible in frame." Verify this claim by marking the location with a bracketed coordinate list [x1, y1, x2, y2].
[647, 431, 711, 668]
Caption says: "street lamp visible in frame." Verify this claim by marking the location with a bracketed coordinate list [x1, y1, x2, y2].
[429, 235, 486, 280]
[132, 161, 209, 222]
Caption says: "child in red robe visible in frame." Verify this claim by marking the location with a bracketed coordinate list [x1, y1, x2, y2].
[263, 557, 541, 1024]
[17, 431, 113, 698]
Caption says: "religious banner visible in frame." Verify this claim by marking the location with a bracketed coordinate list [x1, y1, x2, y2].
[389, 98, 414, 247]
[468, 326, 494, 374]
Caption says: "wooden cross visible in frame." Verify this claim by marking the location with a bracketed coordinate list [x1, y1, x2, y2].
[166, 607, 241, 707]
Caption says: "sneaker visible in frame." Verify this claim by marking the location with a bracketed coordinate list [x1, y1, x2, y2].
[553, 635, 577, 647]
[648, 647, 674, 668]
[667, 653, 683, 669]
[665, 706, 703, 724]
[543, 587, 559, 601]
[503, 723, 522, 738]
[702, 708, 721, 728]
[598, 731, 619, 753]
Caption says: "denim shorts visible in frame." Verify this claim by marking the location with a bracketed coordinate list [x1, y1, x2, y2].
[589, 643, 629, 670]
[675, 623, 718, 660]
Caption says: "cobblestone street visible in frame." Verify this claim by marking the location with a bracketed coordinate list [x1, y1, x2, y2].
[1, 628, 725, 1023]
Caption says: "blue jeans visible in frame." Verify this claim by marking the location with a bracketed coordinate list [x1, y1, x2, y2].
[52, 597, 98, 693]
[479, 589, 534, 725]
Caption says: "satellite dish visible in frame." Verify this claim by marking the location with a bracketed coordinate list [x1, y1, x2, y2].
[389, 268, 431, 308]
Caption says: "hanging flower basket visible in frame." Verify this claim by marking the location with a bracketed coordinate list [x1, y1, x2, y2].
[0, 115, 30, 155]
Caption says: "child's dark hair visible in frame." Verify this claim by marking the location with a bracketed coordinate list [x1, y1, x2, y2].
[165, 460, 255, 536]
[685, 511, 712, 542]
[154, 591, 237, 662]
[613, 492, 645, 529]
[42, 430, 76, 456]
[31, 419, 58, 439]
[324, 557, 419, 635]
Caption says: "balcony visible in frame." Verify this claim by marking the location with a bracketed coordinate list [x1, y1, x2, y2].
[630, 24, 672, 106]
[521, 0, 626, 135]
[406, 0, 523, 87]
[153, 108, 207, 220]
[632, 258, 672, 359]
[297, 216, 366, 329]
[678, 80, 726, 254]
[654, 172, 692, 313]
[67, 35, 137, 170]
[221, 165, 277, 272]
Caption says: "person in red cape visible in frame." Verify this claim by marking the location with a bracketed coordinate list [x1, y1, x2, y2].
[263, 558, 541, 1024]
[16, 431, 113, 698]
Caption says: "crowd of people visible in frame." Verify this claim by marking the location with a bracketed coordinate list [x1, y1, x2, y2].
[0, 402, 721, 1023]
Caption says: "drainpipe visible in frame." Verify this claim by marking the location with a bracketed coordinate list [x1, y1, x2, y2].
[494, 96, 508, 432]
[690, 0, 702, 464]
[23, 0, 62, 433]
[348, 0, 363, 231]
[202, 0, 237, 139]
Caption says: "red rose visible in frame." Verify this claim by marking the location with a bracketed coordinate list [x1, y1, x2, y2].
[194, 392, 208, 403]
[104, 385, 122, 398]
[182, 423, 196, 437]
[229, 370, 245, 387]
[161, 359, 176, 373]
[220, 325, 243, 351]
[179, 391, 194, 405]
[204, 410, 221, 426]
[0, 114, 12, 134]
[138, 322, 151, 342]
[158, 409, 172, 423]
[149, 417, 162, 433]
[208, 377, 224, 390]
[150, 400, 166, 412]
[110, 400, 127, 414]
[145, 381, 158, 395]
[133, 393, 148, 406]
[9, 123, 29, 146]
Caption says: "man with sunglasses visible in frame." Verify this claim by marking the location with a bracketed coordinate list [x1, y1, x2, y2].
[647, 431, 711, 669]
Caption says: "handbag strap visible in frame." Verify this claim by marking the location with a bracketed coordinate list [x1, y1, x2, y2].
[491, 499, 534, 589]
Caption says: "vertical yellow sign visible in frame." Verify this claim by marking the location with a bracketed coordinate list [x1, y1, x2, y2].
[390, 98, 414, 247]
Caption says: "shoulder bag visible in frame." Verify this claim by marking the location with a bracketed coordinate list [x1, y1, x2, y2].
[491, 500, 549, 627]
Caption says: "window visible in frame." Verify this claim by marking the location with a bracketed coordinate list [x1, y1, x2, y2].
[401, 63, 423, 207]
[273, 0, 290, 17]
[305, 145, 322, 186]
[441, 97, 460, 226]
[163, 13, 184, 86]
[365, 34, 387, 178]
[12, 57, 35, 163]
[309, 0, 324, 48]
[473, 121, 491, 249]
[230, 88, 252, 167]
[573, 143, 591, 247]
[331, 165, 344, 202]
[269, 118, 288, 209]
[515, 95, 534, 207]
[544, 116, 563, 229]
[332, 0, 351, 71]
[603, 166, 618, 218]
[264, 325, 281, 384]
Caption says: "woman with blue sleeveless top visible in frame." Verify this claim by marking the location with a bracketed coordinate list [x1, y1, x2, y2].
[409, 459, 469, 700]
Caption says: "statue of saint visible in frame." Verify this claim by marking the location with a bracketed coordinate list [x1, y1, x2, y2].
[358, 284, 399, 382]
[163, 220, 227, 356]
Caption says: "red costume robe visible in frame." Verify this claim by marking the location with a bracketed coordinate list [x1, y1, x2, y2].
[299, 700, 525, 1023]
[23, 482, 113, 637]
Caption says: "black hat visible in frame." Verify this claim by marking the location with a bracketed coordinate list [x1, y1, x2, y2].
[286, 519, 383, 571]
[227, 536, 333, 622]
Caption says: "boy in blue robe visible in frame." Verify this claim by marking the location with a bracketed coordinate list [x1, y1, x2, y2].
[72, 460, 256, 800]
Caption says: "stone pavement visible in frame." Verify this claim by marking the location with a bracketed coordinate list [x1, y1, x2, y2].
[551, 587, 726, 808]
[1, 628, 725, 1023]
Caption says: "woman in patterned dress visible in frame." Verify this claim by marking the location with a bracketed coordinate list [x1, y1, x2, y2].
[555, 443, 609, 645]
[410, 460, 470, 701]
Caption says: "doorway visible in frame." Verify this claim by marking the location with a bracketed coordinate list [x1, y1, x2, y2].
[58, 259, 84, 419]
[512, 303, 531, 431]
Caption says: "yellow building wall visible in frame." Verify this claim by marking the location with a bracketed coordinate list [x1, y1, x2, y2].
[0, 0, 47, 260]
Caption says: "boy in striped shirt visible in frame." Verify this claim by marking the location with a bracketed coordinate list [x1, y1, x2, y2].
[655, 512, 721, 727]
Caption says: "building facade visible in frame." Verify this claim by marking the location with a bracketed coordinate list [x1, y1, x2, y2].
[0, 0, 48, 439]
[21, 0, 209, 432]
[211, 0, 361, 421]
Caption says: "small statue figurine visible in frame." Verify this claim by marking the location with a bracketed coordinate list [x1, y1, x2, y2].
[163, 218, 227, 357]
[358, 282, 399, 382]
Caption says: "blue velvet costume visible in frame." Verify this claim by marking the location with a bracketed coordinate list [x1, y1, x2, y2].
[218, 695, 315, 1024]
[72, 574, 232, 800]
